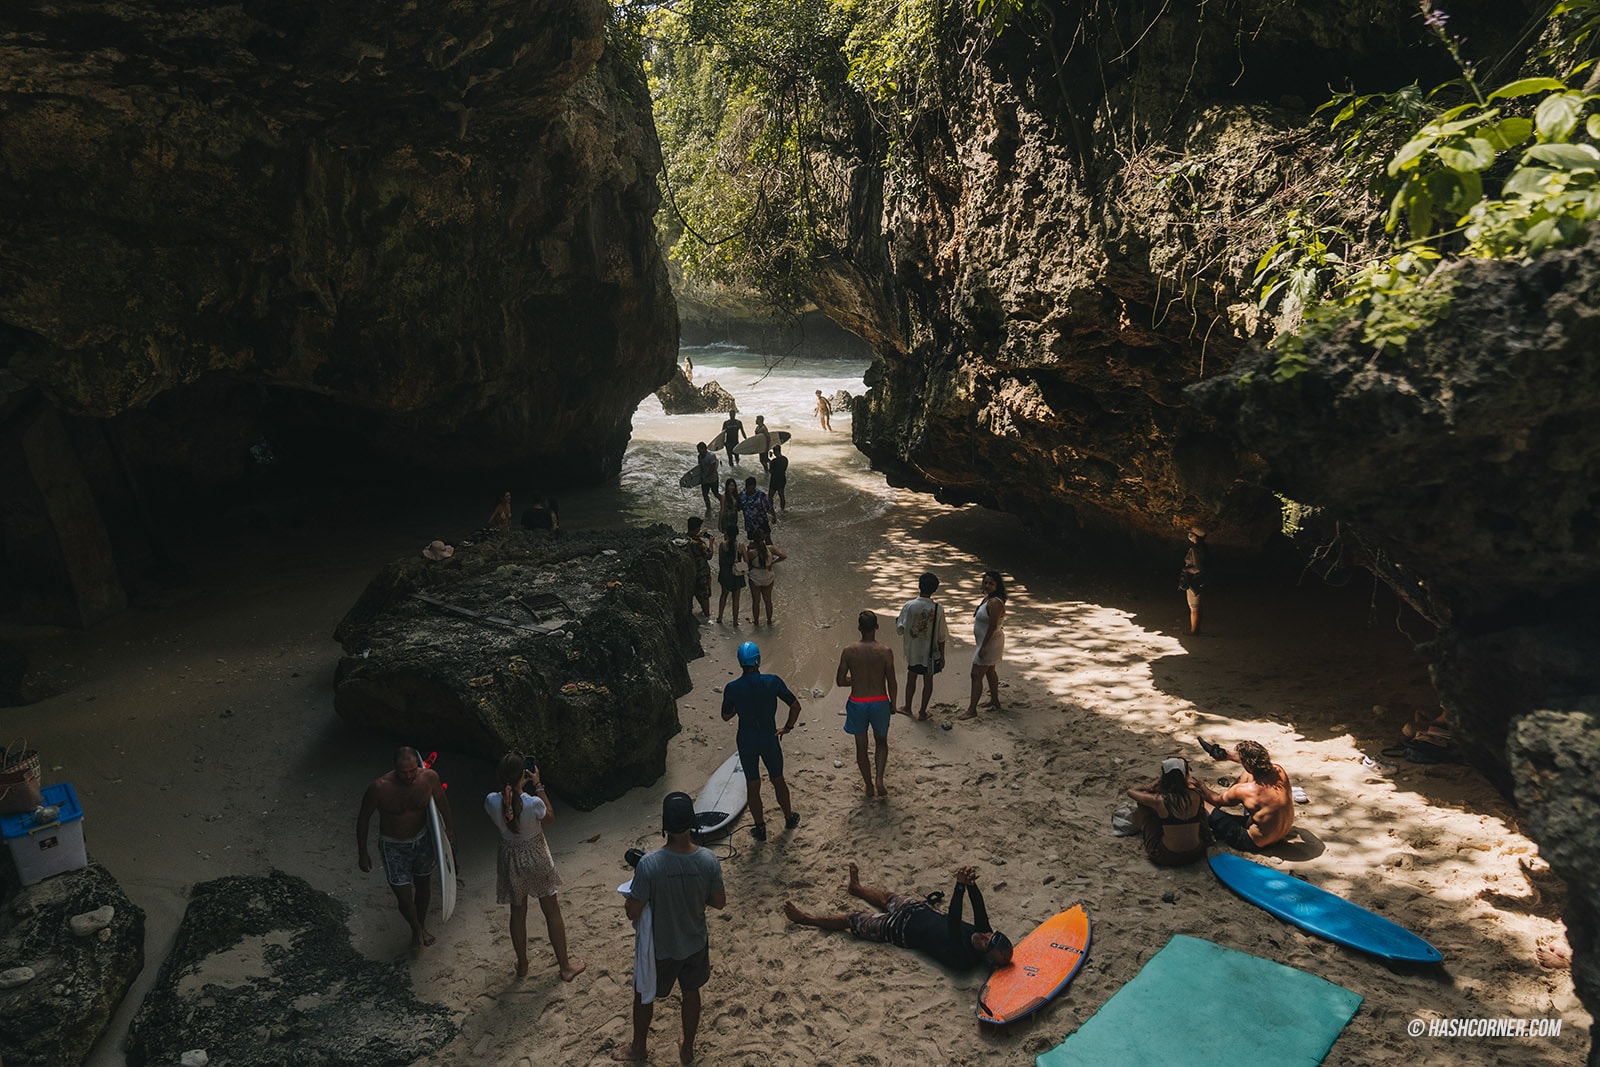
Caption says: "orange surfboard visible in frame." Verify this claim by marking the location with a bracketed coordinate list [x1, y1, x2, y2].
[976, 903, 1091, 1025]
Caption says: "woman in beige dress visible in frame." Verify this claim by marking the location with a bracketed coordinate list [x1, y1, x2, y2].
[484, 753, 584, 980]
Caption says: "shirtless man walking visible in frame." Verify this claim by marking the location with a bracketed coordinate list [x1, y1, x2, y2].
[1195, 738, 1294, 849]
[836, 611, 897, 798]
[356, 746, 456, 948]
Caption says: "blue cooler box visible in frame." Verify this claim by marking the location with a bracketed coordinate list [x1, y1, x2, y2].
[2, 781, 88, 885]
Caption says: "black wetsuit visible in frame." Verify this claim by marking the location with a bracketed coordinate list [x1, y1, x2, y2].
[894, 883, 992, 970]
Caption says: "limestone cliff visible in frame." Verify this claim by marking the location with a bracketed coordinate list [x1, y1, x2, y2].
[816, 1, 1535, 548]
[0, 0, 676, 621]
[1194, 229, 1600, 1032]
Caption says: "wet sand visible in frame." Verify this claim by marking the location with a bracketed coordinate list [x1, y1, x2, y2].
[11, 431, 1588, 1065]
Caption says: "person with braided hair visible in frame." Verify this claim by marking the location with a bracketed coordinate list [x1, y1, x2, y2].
[484, 753, 585, 980]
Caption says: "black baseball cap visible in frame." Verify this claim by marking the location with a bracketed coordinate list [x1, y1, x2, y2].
[663, 791, 696, 834]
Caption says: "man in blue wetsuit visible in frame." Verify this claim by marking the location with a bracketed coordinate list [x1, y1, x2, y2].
[720, 641, 803, 842]
[783, 863, 1013, 971]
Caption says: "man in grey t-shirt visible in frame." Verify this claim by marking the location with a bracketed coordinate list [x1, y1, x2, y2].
[612, 792, 726, 1063]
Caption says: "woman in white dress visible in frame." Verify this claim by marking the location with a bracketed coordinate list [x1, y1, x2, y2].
[962, 571, 1007, 720]
[485, 753, 585, 980]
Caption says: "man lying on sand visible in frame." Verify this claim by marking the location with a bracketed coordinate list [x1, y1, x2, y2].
[1197, 737, 1295, 849]
[784, 863, 1013, 971]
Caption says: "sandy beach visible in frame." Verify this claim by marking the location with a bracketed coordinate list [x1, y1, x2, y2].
[10, 415, 1589, 1066]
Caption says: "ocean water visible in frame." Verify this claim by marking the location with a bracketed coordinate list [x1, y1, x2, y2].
[560, 343, 886, 531]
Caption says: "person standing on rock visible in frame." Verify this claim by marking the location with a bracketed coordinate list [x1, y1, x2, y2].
[612, 792, 726, 1064]
[836, 611, 898, 798]
[768, 444, 789, 512]
[1180, 527, 1207, 635]
[815, 390, 832, 432]
[721, 641, 803, 841]
[485, 754, 585, 980]
[695, 442, 720, 510]
[683, 353, 694, 384]
[356, 746, 455, 949]
[895, 572, 949, 721]
[488, 490, 513, 531]
[721, 406, 745, 468]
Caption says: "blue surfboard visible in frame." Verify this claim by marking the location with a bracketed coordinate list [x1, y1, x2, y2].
[1209, 853, 1443, 963]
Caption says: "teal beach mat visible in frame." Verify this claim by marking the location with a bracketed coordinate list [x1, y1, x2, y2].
[1036, 936, 1362, 1067]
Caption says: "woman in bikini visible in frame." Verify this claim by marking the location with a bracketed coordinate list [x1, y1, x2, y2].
[744, 532, 787, 625]
[1126, 756, 1211, 867]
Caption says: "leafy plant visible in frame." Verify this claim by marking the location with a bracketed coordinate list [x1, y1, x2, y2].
[1258, 0, 1600, 380]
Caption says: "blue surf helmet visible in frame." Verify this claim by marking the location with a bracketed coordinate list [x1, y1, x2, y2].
[736, 641, 761, 668]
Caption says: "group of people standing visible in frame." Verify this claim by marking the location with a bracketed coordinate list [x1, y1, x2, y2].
[689, 430, 789, 628]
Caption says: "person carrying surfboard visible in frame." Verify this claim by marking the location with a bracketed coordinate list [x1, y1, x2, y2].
[720, 641, 803, 841]
[1196, 738, 1295, 850]
[783, 863, 1013, 972]
[695, 442, 719, 509]
[720, 406, 745, 467]
[355, 746, 455, 949]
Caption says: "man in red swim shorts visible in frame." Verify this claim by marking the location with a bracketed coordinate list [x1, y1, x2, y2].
[836, 611, 898, 798]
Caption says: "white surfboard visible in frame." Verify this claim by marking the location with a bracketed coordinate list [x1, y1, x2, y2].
[692, 753, 747, 841]
[428, 797, 456, 921]
[731, 430, 791, 455]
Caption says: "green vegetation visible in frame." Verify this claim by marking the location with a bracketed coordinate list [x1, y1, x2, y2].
[1257, 0, 1600, 381]
[623, 0, 940, 308]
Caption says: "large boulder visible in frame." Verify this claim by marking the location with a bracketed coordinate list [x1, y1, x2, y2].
[126, 871, 453, 1067]
[656, 369, 738, 415]
[0, 861, 144, 1066]
[0, 0, 678, 628]
[333, 526, 700, 809]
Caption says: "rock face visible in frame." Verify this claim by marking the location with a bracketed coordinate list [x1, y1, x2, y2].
[333, 526, 699, 809]
[0, 0, 677, 626]
[0, 0, 674, 479]
[0, 861, 144, 1066]
[1193, 229, 1600, 1030]
[126, 870, 454, 1067]
[804, 2, 1532, 548]
[656, 368, 737, 415]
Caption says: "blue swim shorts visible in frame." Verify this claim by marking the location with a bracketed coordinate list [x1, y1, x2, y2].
[844, 695, 893, 736]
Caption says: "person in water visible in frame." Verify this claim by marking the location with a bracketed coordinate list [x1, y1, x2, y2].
[783, 863, 1013, 972]
[721, 406, 746, 467]
[815, 390, 832, 432]
[768, 444, 789, 512]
